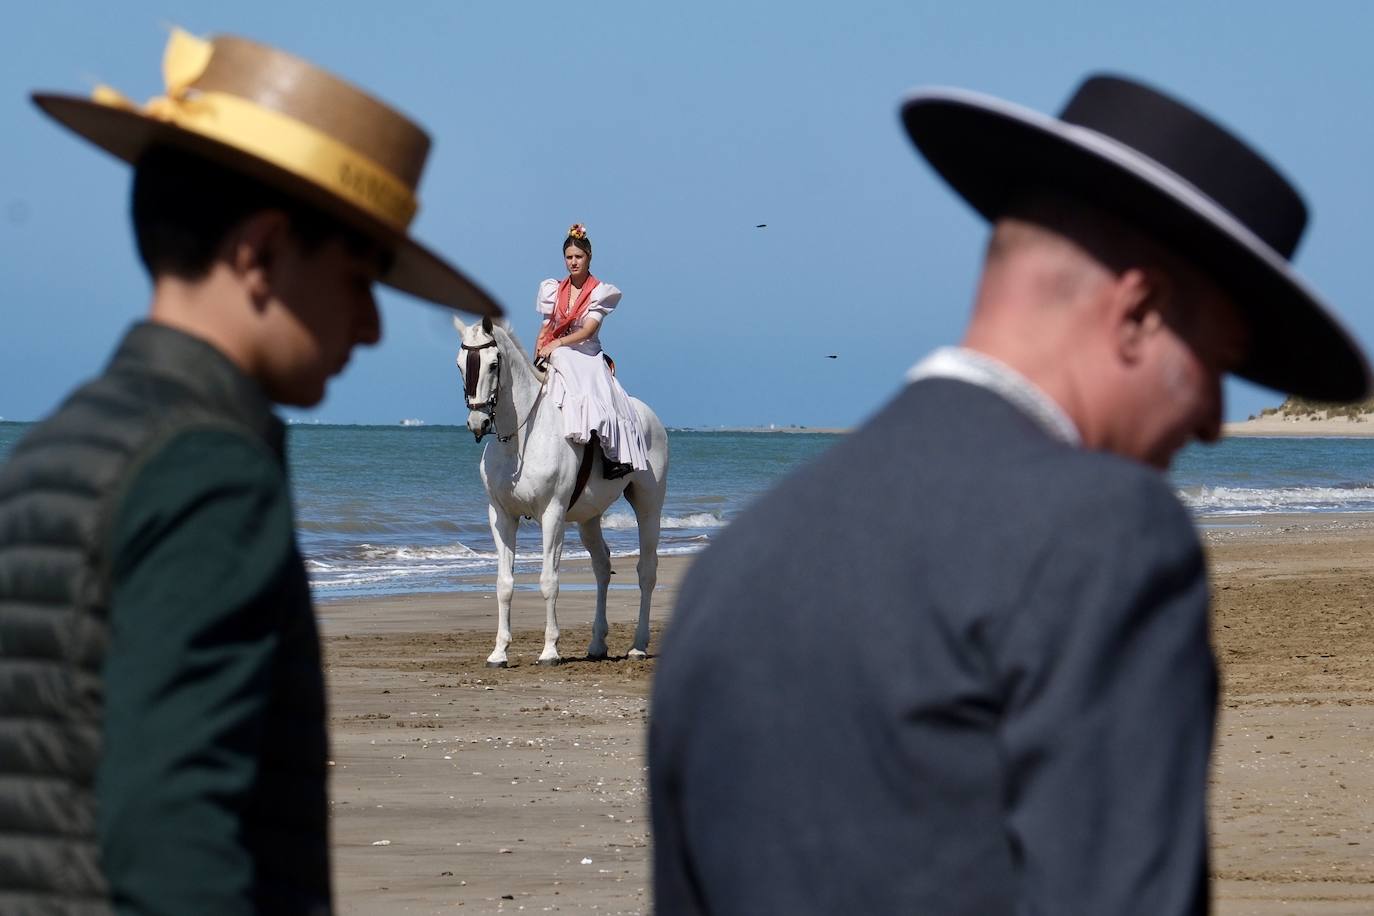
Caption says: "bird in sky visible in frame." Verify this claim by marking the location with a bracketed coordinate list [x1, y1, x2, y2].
[755, 223, 767, 228]
[825, 354, 838, 359]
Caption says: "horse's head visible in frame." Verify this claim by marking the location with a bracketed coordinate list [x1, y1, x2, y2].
[454, 315, 502, 441]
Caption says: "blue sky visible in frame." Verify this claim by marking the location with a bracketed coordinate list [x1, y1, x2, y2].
[3, 2, 1372, 427]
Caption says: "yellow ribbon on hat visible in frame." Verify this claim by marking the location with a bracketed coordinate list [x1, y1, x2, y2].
[93, 28, 418, 231]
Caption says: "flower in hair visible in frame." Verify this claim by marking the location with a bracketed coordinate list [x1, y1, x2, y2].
[567, 223, 587, 240]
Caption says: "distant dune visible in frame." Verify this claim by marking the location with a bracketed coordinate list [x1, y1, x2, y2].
[1226, 396, 1374, 438]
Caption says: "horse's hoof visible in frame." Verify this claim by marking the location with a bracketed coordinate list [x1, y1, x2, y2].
[536, 657, 562, 667]
[586, 652, 608, 662]
[485, 660, 508, 669]
[627, 650, 649, 661]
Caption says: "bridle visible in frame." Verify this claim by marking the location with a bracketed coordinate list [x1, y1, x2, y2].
[461, 337, 505, 441]
[461, 336, 540, 444]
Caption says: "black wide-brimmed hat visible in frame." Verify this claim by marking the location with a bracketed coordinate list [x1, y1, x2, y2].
[902, 74, 1369, 402]
[33, 28, 501, 317]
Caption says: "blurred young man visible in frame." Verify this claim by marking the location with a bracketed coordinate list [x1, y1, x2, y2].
[0, 30, 498, 913]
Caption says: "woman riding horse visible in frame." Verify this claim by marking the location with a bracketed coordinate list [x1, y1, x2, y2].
[534, 224, 648, 479]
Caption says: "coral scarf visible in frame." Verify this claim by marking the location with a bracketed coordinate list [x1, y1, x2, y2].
[537, 275, 600, 351]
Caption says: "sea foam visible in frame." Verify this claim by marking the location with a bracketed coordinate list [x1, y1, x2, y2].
[1180, 484, 1374, 515]
[600, 511, 724, 530]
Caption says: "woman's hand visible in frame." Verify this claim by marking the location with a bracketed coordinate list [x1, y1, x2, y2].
[536, 317, 597, 362]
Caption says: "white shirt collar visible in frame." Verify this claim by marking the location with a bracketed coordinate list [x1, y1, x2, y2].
[906, 347, 1082, 447]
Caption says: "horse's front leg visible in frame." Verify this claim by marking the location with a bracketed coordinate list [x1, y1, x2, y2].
[537, 503, 569, 665]
[578, 517, 613, 660]
[486, 505, 518, 668]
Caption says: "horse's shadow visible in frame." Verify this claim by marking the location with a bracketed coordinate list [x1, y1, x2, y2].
[499, 652, 656, 669]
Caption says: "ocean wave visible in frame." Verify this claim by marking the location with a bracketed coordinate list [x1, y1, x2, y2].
[1180, 484, 1374, 515]
[601, 511, 725, 530]
[656, 542, 709, 556]
[297, 518, 472, 535]
[356, 542, 492, 561]
[305, 541, 491, 574]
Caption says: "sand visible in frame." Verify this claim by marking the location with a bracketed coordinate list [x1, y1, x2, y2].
[1204, 516, 1374, 914]
[323, 559, 682, 915]
[1224, 415, 1374, 438]
[322, 518, 1374, 914]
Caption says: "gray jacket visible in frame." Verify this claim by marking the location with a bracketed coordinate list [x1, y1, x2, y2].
[650, 379, 1215, 915]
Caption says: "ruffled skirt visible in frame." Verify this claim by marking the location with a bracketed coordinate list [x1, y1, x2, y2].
[545, 348, 649, 469]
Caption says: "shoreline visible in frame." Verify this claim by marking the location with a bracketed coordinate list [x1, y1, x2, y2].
[318, 553, 694, 631]
[313, 509, 1374, 607]
[313, 551, 698, 609]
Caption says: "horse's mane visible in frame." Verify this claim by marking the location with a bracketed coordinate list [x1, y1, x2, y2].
[491, 319, 545, 382]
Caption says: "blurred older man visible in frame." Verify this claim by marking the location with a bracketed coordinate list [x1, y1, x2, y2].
[650, 75, 1368, 915]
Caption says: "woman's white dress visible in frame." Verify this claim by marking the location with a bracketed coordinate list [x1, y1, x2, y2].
[537, 278, 649, 469]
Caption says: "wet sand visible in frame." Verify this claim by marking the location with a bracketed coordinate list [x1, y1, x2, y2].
[323, 517, 1374, 914]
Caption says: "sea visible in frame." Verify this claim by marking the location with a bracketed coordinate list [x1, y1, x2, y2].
[3, 421, 1373, 601]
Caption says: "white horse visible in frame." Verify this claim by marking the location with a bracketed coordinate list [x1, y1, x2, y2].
[453, 315, 670, 667]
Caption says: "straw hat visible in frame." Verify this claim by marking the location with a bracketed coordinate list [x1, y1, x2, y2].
[33, 28, 501, 317]
[902, 75, 1369, 402]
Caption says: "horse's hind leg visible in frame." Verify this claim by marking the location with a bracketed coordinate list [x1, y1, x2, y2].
[624, 481, 663, 659]
[579, 517, 613, 660]
[487, 506, 518, 668]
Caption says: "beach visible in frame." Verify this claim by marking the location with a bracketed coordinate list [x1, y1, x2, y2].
[1225, 415, 1374, 438]
[322, 517, 1374, 915]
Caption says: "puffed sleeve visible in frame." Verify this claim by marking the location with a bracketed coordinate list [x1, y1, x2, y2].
[585, 282, 622, 323]
[536, 279, 559, 317]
